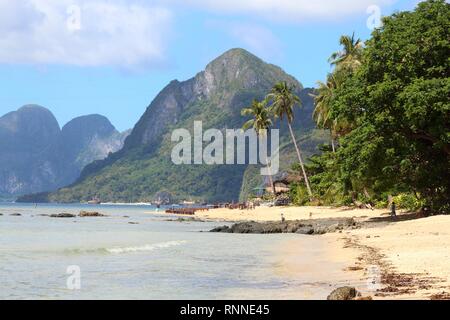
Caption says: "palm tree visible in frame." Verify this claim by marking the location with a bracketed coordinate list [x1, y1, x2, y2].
[241, 99, 276, 195]
[312, 73, 340, 152]
[267, 82, 313, 199]
[329, 32, 363, 70]
[312, 66, 358, 151]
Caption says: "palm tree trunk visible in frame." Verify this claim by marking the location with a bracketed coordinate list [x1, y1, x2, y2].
[287, 122, 313, 198]
[330, 129, 336, 153]
[265, 155, 276, 195]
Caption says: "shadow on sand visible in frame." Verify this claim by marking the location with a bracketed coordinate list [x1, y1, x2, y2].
[366, 212, 431, 224]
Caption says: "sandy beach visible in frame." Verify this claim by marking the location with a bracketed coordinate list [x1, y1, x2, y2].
[195, 205, 387, 222]
[194, 206, 450, 300]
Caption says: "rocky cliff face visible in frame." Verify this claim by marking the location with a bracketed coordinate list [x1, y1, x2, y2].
[0, 106, 128, 197]
[60, 114, 129, 182]
[0, 105, 62, 195]
[124, 49, 301, 149]
[44, 48, 325, 203]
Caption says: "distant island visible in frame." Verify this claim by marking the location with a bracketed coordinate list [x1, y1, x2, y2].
[0, 106, 129, 199]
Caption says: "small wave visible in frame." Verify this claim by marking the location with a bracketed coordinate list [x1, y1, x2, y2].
[65, 240, 187, 255]
[106, 240, 187, 254]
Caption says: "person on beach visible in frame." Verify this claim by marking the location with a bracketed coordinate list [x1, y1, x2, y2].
[391, 201, 397, 219]
[281, 213, 285, 223]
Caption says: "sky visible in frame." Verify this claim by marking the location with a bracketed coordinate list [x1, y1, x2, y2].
[0, 0, 420, 131]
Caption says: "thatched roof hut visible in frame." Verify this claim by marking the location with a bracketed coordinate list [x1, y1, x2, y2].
[265, 179, 290, 194]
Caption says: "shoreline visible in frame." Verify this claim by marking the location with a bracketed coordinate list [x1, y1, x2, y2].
[268, 233, 369, 300]
[2, 203, 448, 299]
[192, 206, 450, 300]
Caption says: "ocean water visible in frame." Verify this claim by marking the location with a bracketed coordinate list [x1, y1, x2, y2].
[0, 203, 344, 300]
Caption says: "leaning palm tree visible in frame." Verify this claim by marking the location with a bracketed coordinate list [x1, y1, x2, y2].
[267, 82, 313, 199]
[329, 32, 363, 71]
[241, 99, 276, 195]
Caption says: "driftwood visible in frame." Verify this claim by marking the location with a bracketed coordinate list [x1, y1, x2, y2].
[353, 200, 374, 210]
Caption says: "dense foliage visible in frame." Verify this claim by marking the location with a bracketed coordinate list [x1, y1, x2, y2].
[307, 0, 449, 212]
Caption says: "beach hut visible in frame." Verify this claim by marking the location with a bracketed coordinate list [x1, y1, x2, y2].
[265, 179, 291, 194]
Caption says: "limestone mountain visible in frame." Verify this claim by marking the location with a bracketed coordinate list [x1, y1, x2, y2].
[0, 105, 129, 199]
[60, 114, 130, 183]
[0, 105, 63, 197]
[39, 48, 327, 203]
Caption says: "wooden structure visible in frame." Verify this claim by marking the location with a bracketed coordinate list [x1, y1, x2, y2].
[265, 179, 291, 194]
[165, 207, 209, 215]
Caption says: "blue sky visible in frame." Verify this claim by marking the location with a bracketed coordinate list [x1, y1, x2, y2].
[0, 0, 419, 131]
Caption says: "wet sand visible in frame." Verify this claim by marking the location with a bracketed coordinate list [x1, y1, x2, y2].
[193, 206, 450, 300]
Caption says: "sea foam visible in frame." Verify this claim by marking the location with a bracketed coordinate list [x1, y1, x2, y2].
[106, 240, 187, 254]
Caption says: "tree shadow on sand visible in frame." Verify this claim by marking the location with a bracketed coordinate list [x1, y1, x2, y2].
[366, 212, 430, 224]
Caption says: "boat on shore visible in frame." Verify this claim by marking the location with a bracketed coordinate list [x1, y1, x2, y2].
[87, 197, 101, 205]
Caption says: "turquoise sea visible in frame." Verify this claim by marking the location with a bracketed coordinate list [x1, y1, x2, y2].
[0, 203, 351, 300]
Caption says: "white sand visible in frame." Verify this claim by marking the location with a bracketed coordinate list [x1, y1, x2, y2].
[196, 205, 386, 222]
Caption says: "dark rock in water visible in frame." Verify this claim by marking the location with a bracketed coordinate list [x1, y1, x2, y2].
[79, 211, 106, 217]
[327, 287, 359, 300]
[210, 218, 358, 235]
[296, 226, 315, 235]
[175, 217, 206, 223]
[50, 213, 76, 218]
[210, 225, 231, 233]
[10, 213, 22, 216]
[128, 222, 139, 225]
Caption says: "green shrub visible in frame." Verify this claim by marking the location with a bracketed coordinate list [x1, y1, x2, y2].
[289, 183, 310, 206]
[374, 200, 388, 209]
[393, 193, 424, 211]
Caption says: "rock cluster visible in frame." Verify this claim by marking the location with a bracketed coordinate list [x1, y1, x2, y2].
[50, 213, 76, 218]
[79, 211, 106, 217]
[326, 287, 373, 300]
[210, 218, 358, 235]
[327, 287, 358, 300]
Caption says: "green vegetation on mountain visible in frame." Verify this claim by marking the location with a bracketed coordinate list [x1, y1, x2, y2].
[40, 49, 326, 203]
[304, 0, 449, 212]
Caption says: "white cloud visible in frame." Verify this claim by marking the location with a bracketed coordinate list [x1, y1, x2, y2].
[180, 0, 396, 22]
[0, 0, 172, 68]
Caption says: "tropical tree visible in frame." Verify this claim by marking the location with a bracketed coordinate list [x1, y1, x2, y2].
[329, 32, 363, 70]
[313, 32, 363, 152]
[267, 82, 313, 198]
[241, 99, 276, 195]
[312, 75, 339, 152]
[310, 0, 450, 212]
